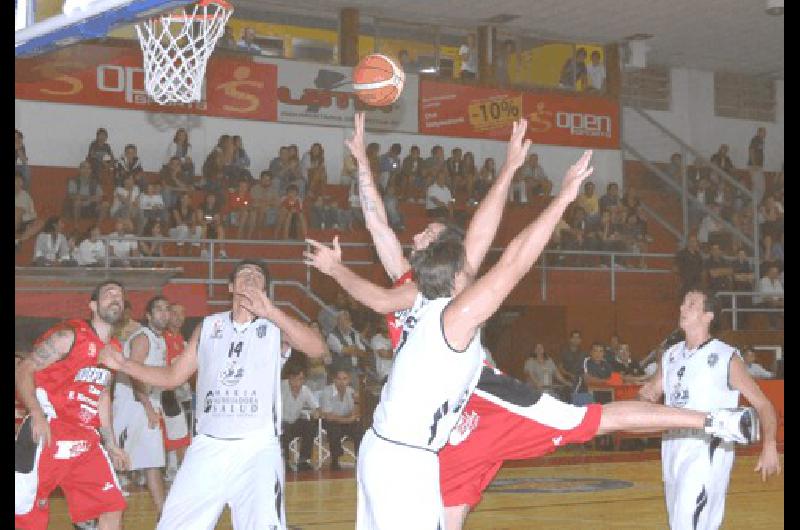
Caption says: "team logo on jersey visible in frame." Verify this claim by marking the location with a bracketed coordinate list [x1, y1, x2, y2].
[707, 353, 719, 367]
[257, 325, 267, 338]
[54, 440, 91, 460]
[448, 410, 479, 446]
[670, 383, 689, 407]
[211, 320, 224, 338]
[218, 360, 245, 386]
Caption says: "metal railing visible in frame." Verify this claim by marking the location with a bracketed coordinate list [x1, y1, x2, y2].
[715, 291, 784, 331]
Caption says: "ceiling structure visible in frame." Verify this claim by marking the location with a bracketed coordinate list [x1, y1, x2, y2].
[234, 0, 784, 77]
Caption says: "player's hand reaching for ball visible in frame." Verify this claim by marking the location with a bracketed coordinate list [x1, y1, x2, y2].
[238, 286, 277, 320]
[559, 150, 594, 203]
[304, 237, 342, 275]
[98, 344, 125, 372]
[755, 443, 781, 482]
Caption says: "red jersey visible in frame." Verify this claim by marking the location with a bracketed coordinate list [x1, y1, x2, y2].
[229, 190, 252, 211]
[163, 330, 186, 364]
[33, 320, 119, 431]
[281, 195, 303, 213]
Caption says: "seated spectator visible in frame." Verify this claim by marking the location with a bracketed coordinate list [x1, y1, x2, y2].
[383, 180, 405, 232]
[280, 366, 318, 471]
[620, 185, 641, 214]
[509, 163, 529, 204]
[301, 143, 328, 193]
[65, 160, 110, 223]
[33, 216, 71, 266]
[310, 194, 341, 231]
[305, 322, 332, 393]
[423, 145, 446, 186]
[596, 209, 626, 254]
[86, 127, 114, 180]
[160, 156, 194, 210]
[446, 148, 464, 191]
[168, 192, 202, 256]
[603, 334, 621, 364]
[755, 264, 783, 329]
[228, 180, 255, 239]
[198, 192, 227, 258]
[108, 218, 139, 267]
[326, 310, 368, 383]
[557, 330, 584, 398]
[199, 146, 225, 192]
[599, 182, 621, 215]
[110, 174, 141, 223]
[15, 173, 43, 247]
[667, 152, 684, 183]
[284, 156, 307, 199]
[760, 233, 782, 272]
[696, 203, 724, 246]
[611, 344, 645, 377]
[219, 25, 236, 49]
[271, 147, 292, 191]
[318, 290, 349, 337]
[426, 170, 453, 218]
[250, 170, 281, 231]
[400, 145, 425, 203]
[620, 211, 649, 268]
[306, 158, 328, 201]
[319, 369, 363, 471]
[165, 128, 195, 182]
[674, 235, 705, 295]
[139, 220, 165, 267]
[705, 243, 733, 294]
[115, 144, 144, 188]
[237, 27, 262, 53]
[370, 319, 393, 383]
[576, 181, 600, 223]
[275, 184, 307, 240]
[63, 231, 80, 267]
[461, 152, 478, 202]
[731, 249, 755, 291]
[560, 206, 591, 266]
[343, 155, 365, 230]
[758, 194, 784, 239]
[742, 346, 775, 379]
[710, 144, 735, 175]
[472, 158, 496, 203]
[138, 181, 169, 232]
[230, 135, 252, 186]
[523, 343, 570, 400]
[76, 225, 106, 266]
[15, 129, 30, 190]
[582, 342, 614, 399]
[526, 153, 552, 198]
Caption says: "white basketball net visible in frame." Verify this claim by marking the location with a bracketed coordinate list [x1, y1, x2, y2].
[135, 1, 233, 105]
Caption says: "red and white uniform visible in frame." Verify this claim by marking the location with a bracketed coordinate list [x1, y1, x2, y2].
[15, 320, 126, 530]
[384, 272, 603, 510]
[161, 330, 191, 450]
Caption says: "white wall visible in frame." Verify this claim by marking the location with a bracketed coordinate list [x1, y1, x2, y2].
[622, 68, 784, 170]
[15, 99, 623, 192]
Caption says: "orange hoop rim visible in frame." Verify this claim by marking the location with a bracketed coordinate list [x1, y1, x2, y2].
[159, 0, 233, 21]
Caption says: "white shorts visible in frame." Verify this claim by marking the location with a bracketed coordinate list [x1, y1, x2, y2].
[113, 398, 165, 470]
[662, 433, 735, 530]
[157, 430, 285, 530]
[357, 429, 444, 530]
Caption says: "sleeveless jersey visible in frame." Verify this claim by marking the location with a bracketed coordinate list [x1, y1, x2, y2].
[195, 311, 288, 439]
[114, 326, 167, 410]
[33, 319, 118, 430]
[372, 295, 483, 451]
[661, 338, 740, 414]
[386, 270, 415, 350]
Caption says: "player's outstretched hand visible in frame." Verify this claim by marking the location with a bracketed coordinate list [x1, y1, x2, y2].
[31, 412, 51, 447]
[504, 118, 532, 171]
[559, 150, 594, 203]
[755, 444, 781, 482]
[303, 237, 342, 275]
[238, 286, 277, 320]
[345, 112, 368, 165]
[108, 445, 131, 472]
[98, 344, 125, 372]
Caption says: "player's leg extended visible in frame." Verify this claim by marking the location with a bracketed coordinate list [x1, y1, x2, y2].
[597, 401, 708, 434]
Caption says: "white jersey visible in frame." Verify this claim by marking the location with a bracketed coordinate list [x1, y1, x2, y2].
[371, 295, 483, 452]
[114, 326, 166, 409]
[195, 311, 289, 439]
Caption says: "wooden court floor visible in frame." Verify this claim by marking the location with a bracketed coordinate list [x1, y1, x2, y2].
[46, 453, 783, 529]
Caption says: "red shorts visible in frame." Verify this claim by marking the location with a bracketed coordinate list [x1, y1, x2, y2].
[161, 417, 191, 451]
[15, 420, 127, 530]
[439, 393, 602, 508]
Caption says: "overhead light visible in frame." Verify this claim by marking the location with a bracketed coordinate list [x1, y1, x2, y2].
[766, 0, 783, 15]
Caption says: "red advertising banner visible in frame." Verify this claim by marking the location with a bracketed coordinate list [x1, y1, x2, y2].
[419, 80, 620, 149]
[15, 44, 278, 121]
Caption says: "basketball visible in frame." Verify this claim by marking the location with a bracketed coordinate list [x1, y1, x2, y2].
[352, 53, 405, 106]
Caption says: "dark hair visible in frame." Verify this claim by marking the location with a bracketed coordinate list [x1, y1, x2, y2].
[260, 170, 273, 179]
[410, 238, 466, 299]
[390, 143, 402, 154]
[42, 216, 60, 235]
[91, 280, 125, 302]
[124, 144, 136, 152]
[284, 363, 305, 378]
[96, 128, 108, 137]
[286, 184, 299, 194]
[591, 342, 604, 350]
[570, 329, 581, 338]
[229, 259, 272, 288]
[145, 295, 168, 316]
[173, 128, 190, 146]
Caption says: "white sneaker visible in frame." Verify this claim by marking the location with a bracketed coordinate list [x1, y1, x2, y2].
[705, 407, 760, 444]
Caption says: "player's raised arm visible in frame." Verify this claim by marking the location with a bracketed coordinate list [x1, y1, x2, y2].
[443, 151, 594, 351]
[463, 118, 531, 273]
[729, 355, 781, 481]
[99, 326, 199, 390]
[238, 286, 327, 357]
[304, 236, 418, 314]
[346, 111, 409, 280]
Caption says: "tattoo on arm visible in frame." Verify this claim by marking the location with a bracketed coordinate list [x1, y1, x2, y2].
[31, 329, 74, 369]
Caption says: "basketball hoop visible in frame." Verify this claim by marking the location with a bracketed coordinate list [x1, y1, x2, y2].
[135, 0, 233, 105]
